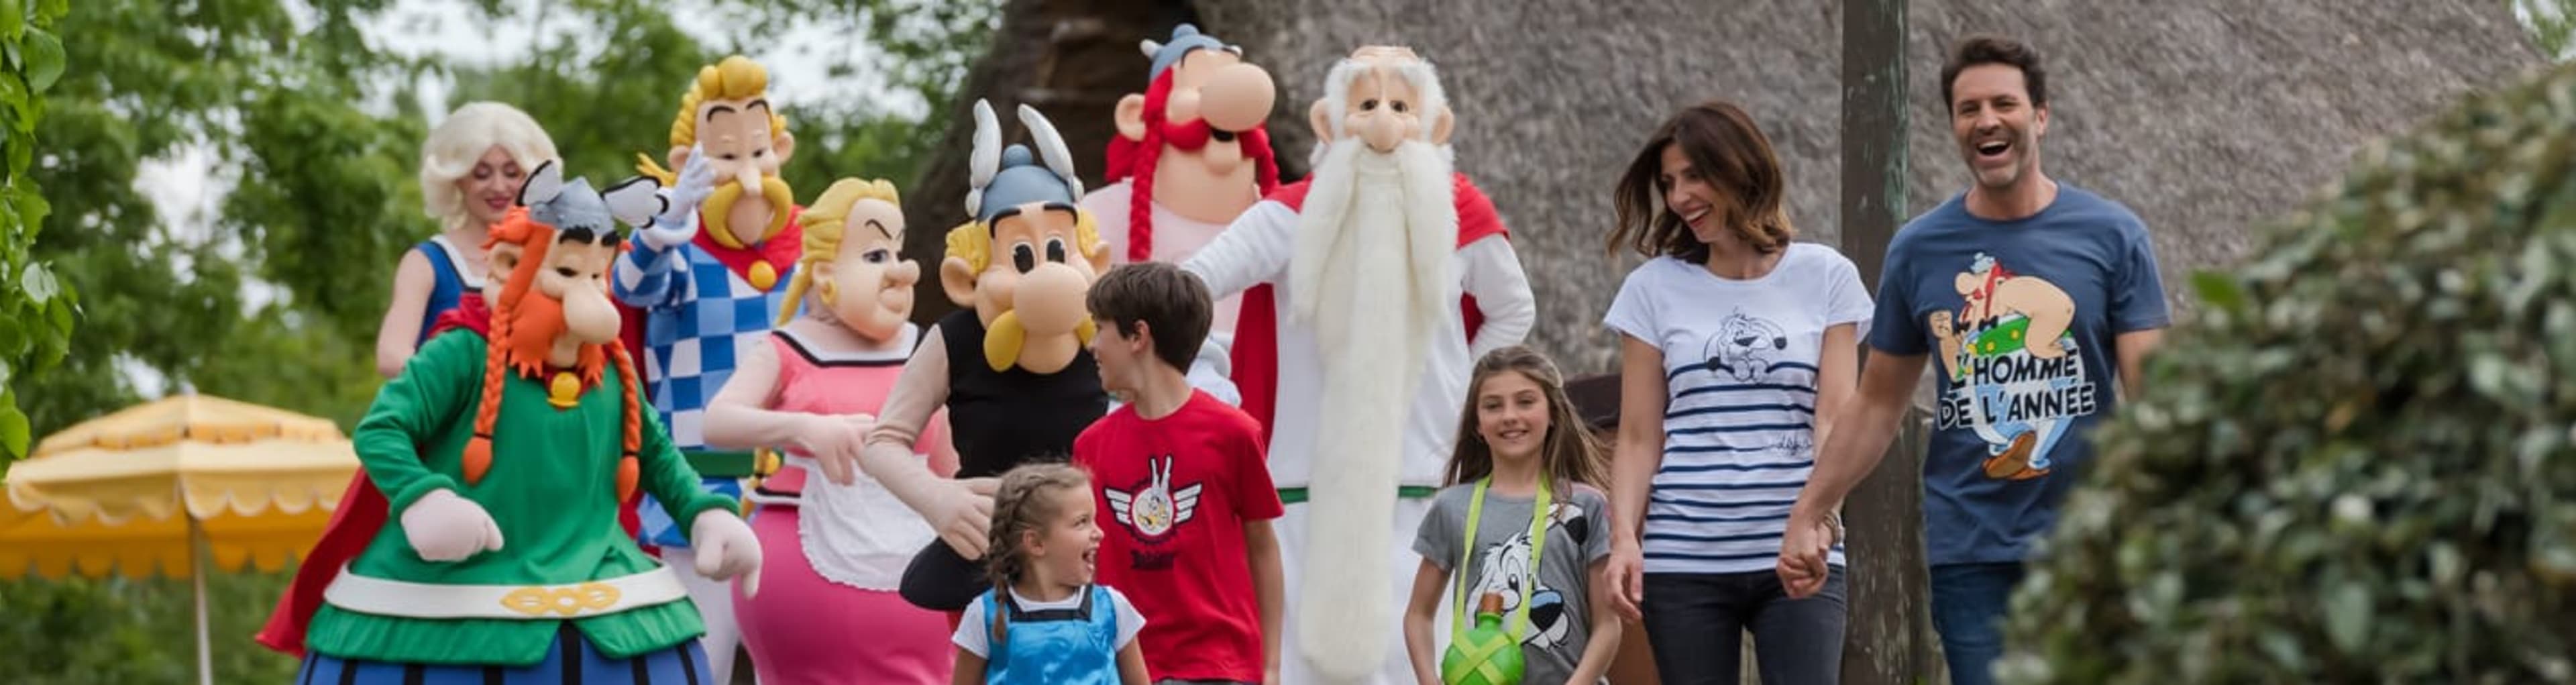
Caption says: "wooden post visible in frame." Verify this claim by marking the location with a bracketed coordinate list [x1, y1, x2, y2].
[190, 517, 214, 685]
[1839, 0, 1940, 684]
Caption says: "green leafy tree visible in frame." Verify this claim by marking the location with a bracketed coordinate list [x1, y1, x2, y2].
[2002, 58, 2576, 683]
[0, 0, 75, 460]
[3, 1, 989, 682]
[2520, 0, 2576, 59]
[8, 0, 423, 441]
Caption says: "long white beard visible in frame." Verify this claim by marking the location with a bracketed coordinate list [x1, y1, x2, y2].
[1285, 138, 1457, 681]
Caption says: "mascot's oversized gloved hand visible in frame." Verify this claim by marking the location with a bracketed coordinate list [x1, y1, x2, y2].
[906, 474, 999, 561]
[398, 489, 504, 562]
[637, 145, 717, 251]
[689, 508, 764, 596]
[1189, 334, 1240, 406]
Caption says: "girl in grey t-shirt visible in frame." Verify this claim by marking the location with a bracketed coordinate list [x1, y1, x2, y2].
[1403, 347, 1621, 685]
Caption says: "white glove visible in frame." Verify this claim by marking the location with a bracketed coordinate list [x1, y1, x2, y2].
[1187, 334, 1241, 406]
[398, 488, 504, 562]
[690, 509, 763, 596]
[638, 147, 716, 251]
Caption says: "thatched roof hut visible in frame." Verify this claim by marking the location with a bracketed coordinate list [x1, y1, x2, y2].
[903, 0, 2542, 375]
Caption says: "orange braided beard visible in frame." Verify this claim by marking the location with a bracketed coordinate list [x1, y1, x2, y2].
[464, 217, 637, 498]
[500, 287, 607, 384]
[492, 234, 606, 384]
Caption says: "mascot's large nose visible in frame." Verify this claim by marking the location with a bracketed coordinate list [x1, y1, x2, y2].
[886, 260, 922, 288]
[562, 284, 621, 345]
[1359, 112, 1408, 154]
[1199, 62, 1275, 134]
[1012, 262, 1090, 337]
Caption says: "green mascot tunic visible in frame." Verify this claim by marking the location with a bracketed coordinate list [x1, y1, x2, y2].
[303, 321, 739, 666]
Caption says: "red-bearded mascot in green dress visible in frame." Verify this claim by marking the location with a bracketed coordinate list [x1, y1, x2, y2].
[259, 162, 763, 684]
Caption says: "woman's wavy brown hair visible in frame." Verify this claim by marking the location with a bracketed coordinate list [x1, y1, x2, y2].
[1609, 101, 1796, 261]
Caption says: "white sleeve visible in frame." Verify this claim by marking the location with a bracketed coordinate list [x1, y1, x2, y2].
[1603, 262, 1660, 344]
[1823, 251, 1876, 339]
[1182, 201, 1296, 301]
[949, 594, 992, 657]
[1108, 586, 1148, 650]
[1458, 235, 1536, 358]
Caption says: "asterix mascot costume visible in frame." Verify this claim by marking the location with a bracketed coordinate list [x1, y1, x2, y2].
[259, 162, 763, 684]
[1083, 23, 1279, 405]
[818, 100, 1112, 613]
[704, 177, 963, 684]
[1182, 46, 1536, 684]
[613, 54, 806, 681]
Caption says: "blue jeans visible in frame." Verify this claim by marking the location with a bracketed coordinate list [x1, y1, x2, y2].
[1640, 568, 1847, 685]
[1929, 562, 2026, 685]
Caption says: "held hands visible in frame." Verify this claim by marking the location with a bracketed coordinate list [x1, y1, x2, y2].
[812, 416, 883, 487]
[795, 413, 876, 472]
[639, 146, 717, 250]
[1603, 539, 1646, 622]
[1776, 509, 1840, 598]
[399, 489, 505, 562]
[690, 509, 764, 597]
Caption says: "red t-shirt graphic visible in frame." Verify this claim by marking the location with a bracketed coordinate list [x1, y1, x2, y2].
[1074, 390, 1284, 682]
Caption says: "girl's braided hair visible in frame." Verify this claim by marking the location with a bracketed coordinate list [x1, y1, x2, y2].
[982, 460, 1092, 643]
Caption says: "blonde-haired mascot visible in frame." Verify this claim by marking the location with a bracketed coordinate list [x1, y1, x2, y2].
[610, 54, 807, 682]
[702, 178, 965, 683]
[814, 100, 1114, 614]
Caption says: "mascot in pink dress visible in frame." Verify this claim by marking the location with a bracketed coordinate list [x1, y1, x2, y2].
[703, 178, 961, 684]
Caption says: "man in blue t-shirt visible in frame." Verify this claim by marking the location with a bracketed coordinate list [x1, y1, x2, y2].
[1778, 34, 2171, 685]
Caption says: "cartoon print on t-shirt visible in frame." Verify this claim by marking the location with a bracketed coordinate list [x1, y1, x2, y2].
[1106, 455, 1202, 544]
[1467, 500, 1588, 650]
[1928, 252, 2098, 481]
[1701, 310, 1790, 382]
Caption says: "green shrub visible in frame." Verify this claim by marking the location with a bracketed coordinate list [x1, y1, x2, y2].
[1999, 62, 2576, 684]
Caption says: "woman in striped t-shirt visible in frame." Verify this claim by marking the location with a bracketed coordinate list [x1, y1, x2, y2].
[1597, 101, 1872, 685]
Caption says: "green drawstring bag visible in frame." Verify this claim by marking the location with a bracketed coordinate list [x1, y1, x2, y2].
[1438, 477, 1551, 685]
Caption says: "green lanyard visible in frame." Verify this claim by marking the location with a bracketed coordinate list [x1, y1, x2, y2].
[1451, 476, 1553, 639]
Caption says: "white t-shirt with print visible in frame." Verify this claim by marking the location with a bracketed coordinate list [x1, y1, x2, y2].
[1602, 242, 1873, 574]
[949, 584, 1148, 658]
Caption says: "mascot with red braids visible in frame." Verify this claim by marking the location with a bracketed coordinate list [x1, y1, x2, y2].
[259, 162, 763, 684]
[1184, 46, 1536, 684]
[1083, 23, 1279, 405]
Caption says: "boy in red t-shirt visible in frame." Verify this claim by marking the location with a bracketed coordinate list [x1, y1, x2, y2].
[1077, 261, 1286, 685]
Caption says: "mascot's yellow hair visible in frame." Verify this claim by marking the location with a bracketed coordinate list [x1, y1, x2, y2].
[779, 178, 903, 326]
[941, 210, 1105, 273]
[944, 212, 1105, 370]
[635, 56, 792, 185]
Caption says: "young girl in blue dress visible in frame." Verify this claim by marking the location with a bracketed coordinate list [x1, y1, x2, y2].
[951, 462, 1152, 685]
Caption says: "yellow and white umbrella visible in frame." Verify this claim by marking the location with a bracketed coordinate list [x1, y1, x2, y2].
[1, 393, 358, 684]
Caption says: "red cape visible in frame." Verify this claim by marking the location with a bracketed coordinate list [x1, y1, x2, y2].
[256, 292, 645, 656]
[1227, 172, 1507, 450]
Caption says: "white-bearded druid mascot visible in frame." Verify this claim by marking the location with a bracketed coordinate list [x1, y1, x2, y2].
[1183, 46, 1536, 684]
